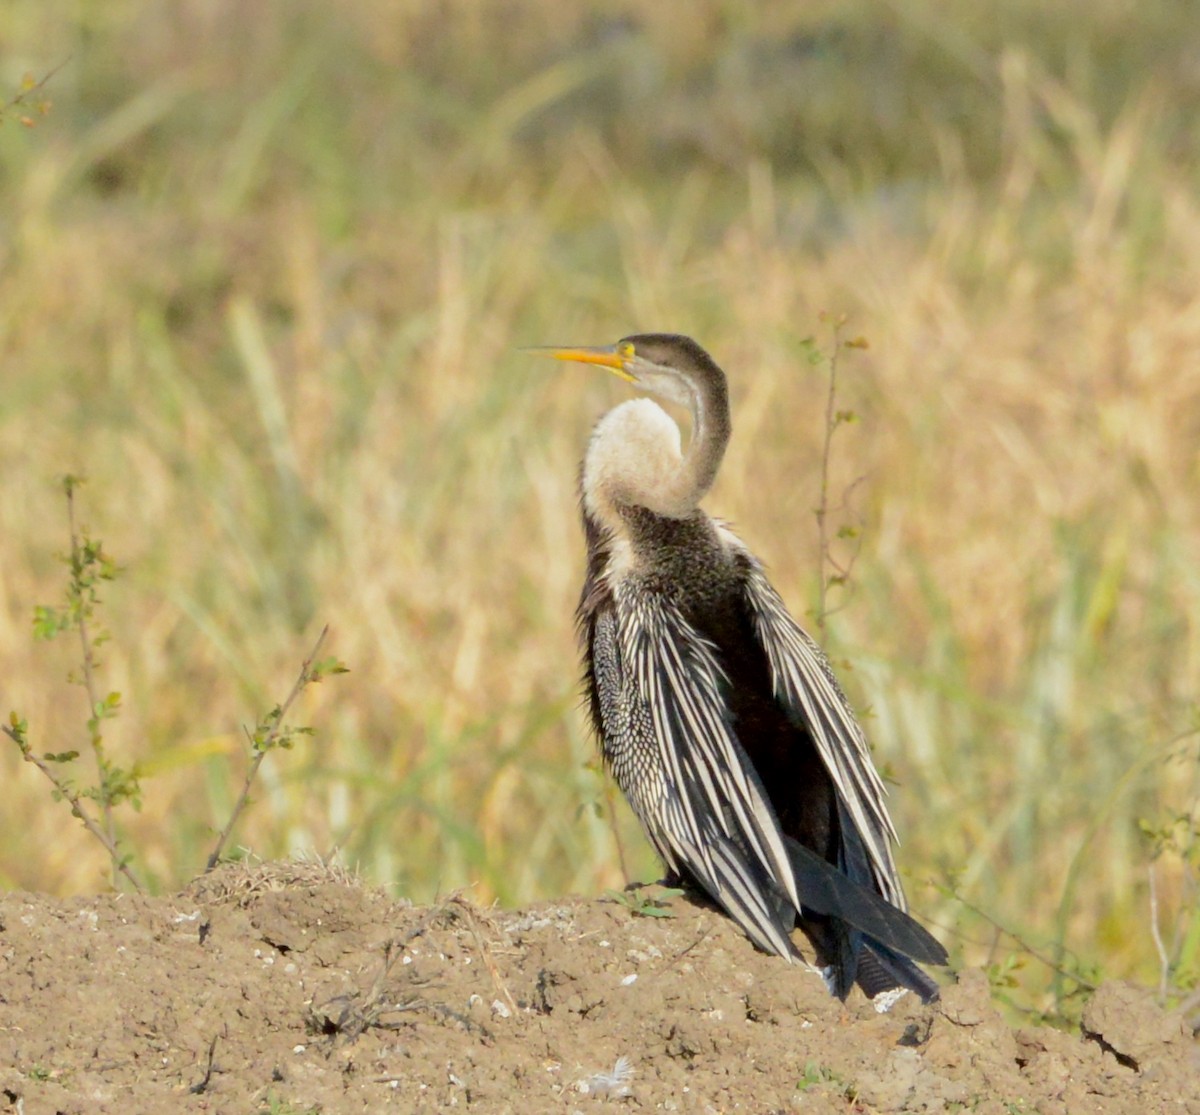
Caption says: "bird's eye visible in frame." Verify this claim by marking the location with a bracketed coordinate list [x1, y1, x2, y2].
[619, 342, 635, 359]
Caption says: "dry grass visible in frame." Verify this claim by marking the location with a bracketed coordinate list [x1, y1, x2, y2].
[1, 0, 1197, 1019]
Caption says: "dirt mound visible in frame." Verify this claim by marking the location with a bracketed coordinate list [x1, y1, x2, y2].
[0, 863, 1195, 1113]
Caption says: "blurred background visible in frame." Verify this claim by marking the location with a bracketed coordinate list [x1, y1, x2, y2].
[1, 0, 1197, 1021]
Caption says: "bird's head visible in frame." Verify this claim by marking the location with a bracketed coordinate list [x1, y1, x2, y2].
[531, 333, 732, 517]
[529, 333, 726, 414]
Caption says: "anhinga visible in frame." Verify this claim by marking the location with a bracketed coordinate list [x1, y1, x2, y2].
[534, 333, 946, 1002]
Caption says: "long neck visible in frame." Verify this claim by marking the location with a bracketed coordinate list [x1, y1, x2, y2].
[583, 366, 732, 525]
[672, 367, 731, 512]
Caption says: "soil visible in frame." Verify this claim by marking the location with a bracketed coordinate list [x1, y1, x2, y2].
[0, 862, 1195, 1114]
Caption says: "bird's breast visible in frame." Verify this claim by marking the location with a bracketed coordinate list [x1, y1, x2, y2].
[607, 507, 741, 613]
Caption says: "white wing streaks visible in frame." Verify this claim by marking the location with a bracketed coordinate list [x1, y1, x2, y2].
[608, 583, 802, 958]
[730, 543, 905, 909]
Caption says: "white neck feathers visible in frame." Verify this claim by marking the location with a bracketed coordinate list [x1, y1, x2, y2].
[583, 398, 702, 522]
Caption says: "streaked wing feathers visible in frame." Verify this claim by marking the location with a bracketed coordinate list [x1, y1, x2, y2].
[734, 549, 905, 909]
[611, 584, 802, 956]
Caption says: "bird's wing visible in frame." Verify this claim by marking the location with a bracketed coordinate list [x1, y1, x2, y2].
[731, 545, 905, 909]
[601, 583, 804, 957]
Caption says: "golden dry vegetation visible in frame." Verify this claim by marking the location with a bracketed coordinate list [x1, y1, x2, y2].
[1, 0, 1197, 1021]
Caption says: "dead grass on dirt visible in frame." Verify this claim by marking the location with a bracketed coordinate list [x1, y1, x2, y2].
[184, 855, 365, 909]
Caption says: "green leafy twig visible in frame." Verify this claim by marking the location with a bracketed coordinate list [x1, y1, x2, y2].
[61, 476, 121, 848]
[205, 625, 348, 871]
[937, 877, 1099, 1021]
[4, 714, 145, 893]
[803, 313, 868, 642]
[9, 476, 142, 889]
[0, 59, 67, 128]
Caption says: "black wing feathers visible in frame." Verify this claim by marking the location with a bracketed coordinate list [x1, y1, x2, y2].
[784, 837, 946, 964]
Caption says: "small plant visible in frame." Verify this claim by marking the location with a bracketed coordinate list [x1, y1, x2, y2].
[1140, 801, 1200, 1010]
[205, 627, 348, 871]
[937, 877, 1100, 1026]
[0, 61, 64, 128]
[4, 476, 143, 890]
[257, 1091, 322, 1115]
[796, 1056, 854, 1099]
[4, 478, 347, 888]
[603, 885, 685, 919]
[796, 1061, 829, 1090]
[985, 951, 1028, 995]
[800, 312, 868, 642]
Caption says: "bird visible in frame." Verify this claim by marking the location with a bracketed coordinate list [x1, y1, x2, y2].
[532, 332, 947, 1003]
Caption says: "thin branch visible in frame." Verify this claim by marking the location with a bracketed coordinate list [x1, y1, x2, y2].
[1147, 862, 1171, 1003]
[205, 626, 329, 871]
[812, 317, 867, 641]
[817, 473, 867, 624]
[1, 58, 69, 121]
[453, 896, 519, 1018]
[3, 722, 144, 893]
[644, 926, 716, 983]
[66, 482, 115, 856]
[188, 1032, 221, 1095]
[950, 887, 1097, 992]
[605, 777, 630, 885]
[814, 321, 841, 641]
[311, 895, 462, 1044]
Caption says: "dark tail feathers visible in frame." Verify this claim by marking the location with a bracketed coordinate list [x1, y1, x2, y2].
[784, 836, 946, 1003]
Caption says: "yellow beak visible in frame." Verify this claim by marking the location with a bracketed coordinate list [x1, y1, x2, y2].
[526, 345, 638, 383]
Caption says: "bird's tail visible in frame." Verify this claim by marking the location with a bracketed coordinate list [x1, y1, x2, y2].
[856, 940, 942, 1003]
[784, 836, 946, 1004]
